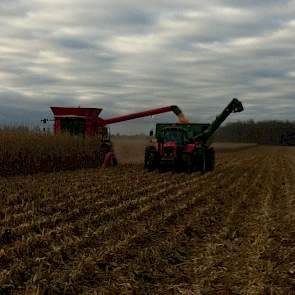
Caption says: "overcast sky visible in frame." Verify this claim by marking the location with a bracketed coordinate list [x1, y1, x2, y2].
[0, 0, 294, 133]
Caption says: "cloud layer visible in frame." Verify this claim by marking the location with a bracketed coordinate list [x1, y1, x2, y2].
[0, 0, 294, 133]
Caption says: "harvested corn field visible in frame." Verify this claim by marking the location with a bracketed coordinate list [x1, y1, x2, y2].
[1, 146, 295, 294]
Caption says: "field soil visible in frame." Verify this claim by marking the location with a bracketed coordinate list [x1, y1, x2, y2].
[0, 145, 295, 294]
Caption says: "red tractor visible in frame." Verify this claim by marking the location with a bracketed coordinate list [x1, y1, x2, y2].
[49, 105, 188, 166]
[144, 98, 244, 172]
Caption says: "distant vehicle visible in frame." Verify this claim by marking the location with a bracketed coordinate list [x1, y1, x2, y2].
[280, 133, 295, 146]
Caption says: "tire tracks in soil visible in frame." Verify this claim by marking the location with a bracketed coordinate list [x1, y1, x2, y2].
[68, 152, 266, 293]
[261, 148, 295, 293]
[169, 148, 273, 294]
[42, 154, 260, 292]
[3, 152, 257, 292]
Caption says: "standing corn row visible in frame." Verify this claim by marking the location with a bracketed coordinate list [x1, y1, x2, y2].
[0, 129, 101, 176]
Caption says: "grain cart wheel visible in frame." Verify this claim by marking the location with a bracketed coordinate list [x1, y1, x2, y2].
[192, 150, 204, 172]
[174, 159, 183, 173]
[144, 146, 158, 172]
[180, 152, 192, 173]
[205, 147, 215, 172]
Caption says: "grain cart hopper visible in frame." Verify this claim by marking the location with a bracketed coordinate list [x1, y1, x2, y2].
[50, 105, 188, 166]
[144, 98, 244, 173]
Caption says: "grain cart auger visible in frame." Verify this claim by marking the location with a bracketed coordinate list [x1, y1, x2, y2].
[144, 98, 244, 173]
[49, 105, 188, 167]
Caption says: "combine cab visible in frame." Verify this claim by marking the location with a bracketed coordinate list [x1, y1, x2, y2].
[144, 98, 244, 173]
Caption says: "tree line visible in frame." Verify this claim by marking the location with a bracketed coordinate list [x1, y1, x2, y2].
[215, 120, 295, 145]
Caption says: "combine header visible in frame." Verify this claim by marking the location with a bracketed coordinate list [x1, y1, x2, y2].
[144, 98, 244, 172]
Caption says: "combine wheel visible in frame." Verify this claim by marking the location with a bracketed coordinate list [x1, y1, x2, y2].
[98, 143, 111, 165]
[101, 152, 118, 169]
[98, 142, 118, 168]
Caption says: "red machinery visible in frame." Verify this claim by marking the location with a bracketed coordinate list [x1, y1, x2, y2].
[50, 105, 187, 135]
[50, 105, 187, 165]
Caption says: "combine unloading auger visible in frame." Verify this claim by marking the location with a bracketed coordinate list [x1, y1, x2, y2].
[100, 105, 189, 125]
[49, 105, 188, 168]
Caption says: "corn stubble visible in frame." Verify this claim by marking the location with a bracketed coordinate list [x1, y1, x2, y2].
[1, 145, 295, 294]
[0, 129, 101, 176]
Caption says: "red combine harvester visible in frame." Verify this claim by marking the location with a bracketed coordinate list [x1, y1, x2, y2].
[50, 105, 188, 166]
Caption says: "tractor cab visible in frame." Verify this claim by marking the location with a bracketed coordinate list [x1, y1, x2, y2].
[154, 123, 211, 163]
[162, 127, 188, 146]
[155, 123, 210, 143]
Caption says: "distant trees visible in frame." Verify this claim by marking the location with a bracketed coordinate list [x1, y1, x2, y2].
[215, 120, 295, 145]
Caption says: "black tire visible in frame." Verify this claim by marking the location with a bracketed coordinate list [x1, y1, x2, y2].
[112, 155, 118, 166]
[205, 147, 215, 171]
[98, 142, 111, 166]
[174, 156, 184, 173]
[158, 161, 167, 173]
[182, 152, 193, 174]
[191, 150, 203, 172]
[144, 146, 157, 172]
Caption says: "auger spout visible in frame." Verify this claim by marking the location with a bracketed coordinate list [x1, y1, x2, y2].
[195, 98, 244, 143]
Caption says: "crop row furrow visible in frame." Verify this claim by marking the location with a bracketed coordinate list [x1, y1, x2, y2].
[1, 157, 246, 291]
[188, 152, 272, 293]
[45, 156, 260, 291]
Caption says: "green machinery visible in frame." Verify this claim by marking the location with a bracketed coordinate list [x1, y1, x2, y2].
[144, 98, 244, 172]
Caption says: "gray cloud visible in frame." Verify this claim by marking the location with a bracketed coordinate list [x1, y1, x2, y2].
[54, 37, 96, 50]
[0, 0, 294, 134]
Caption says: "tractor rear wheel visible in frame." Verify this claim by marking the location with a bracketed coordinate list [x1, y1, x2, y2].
[144, 146, 158, 172]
